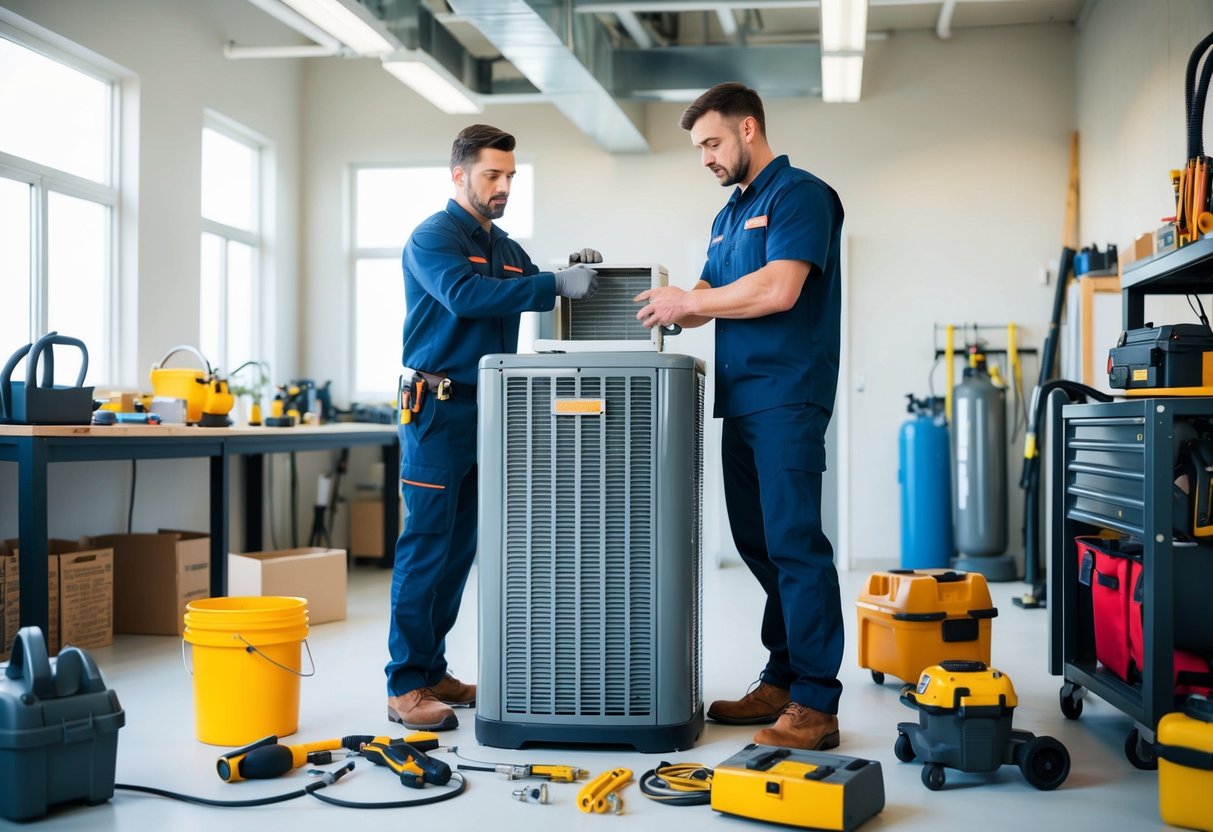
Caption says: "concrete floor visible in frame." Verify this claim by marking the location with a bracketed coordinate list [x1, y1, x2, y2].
[10, 561, 1176, 831]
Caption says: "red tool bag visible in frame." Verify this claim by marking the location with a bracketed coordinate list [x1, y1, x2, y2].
[1077, 536, 1138, 681]
[1127, 559, 1213, 696]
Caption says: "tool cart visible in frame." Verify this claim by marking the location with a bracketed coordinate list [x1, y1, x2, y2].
[1049, 241, 1213, 769]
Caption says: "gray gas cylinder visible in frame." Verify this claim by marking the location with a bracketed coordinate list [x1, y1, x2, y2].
[952, 363, 1007, 558]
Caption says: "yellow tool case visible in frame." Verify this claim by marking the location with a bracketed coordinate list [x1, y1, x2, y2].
[856, 569, 997, 685]
[1157, 695, 1213, 832]
[711, 744, 884, 831]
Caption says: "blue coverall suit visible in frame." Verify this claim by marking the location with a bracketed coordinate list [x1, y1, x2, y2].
[702, 155, 846, 714]
[387, 198, 557, 697]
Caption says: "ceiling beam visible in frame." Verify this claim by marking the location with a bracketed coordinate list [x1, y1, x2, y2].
[611, 44, 822, 100]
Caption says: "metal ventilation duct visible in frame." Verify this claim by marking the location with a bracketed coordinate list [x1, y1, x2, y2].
[445, 0, 650, 153]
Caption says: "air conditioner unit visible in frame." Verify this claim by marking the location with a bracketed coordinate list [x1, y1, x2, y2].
[535, 263, 669, 352]
[476, 351, 705, 752]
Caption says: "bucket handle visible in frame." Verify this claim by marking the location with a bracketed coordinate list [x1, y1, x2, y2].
[152, 344, 213, 376]
[182, 636, 315, 678]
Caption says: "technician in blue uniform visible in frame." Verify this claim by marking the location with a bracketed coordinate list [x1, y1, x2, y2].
[387, 124, 602, 731]
[636, 83, 845, 751]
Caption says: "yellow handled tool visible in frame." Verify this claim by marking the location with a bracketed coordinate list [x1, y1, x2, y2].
[577, 767, 632, 814]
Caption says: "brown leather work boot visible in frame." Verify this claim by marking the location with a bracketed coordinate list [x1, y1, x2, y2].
[707, 681, 791, 725]
[430, 672, 476, 707]
[753, 703, 840, 750]
[387, 687, 458, 731]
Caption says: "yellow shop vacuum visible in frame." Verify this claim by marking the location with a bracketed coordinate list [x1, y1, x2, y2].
[895, 660, 1070, 791]
[1157, 694, 1213, 832]
[711, 744, 884, 831]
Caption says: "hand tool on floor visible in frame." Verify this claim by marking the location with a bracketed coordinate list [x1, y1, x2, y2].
[451, 748, 589, 782]
[217, 732, 440, 782]
[360, 740, 451, 788]
[577, 767, 631, 814]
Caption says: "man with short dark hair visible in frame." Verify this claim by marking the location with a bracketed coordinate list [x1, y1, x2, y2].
[386, 123, 601, 730]
[636, 82, 845, 751]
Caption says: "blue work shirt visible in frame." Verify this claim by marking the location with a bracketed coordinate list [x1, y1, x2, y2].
[402, 199, 557, 387]
[700, 155, 843, 420]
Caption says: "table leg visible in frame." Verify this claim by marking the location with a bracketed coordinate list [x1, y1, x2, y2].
[244, 453, 264, 552]
[210, 452, 230, 597]
[16, 439, 49, 632]
[381, 441, 398, 568]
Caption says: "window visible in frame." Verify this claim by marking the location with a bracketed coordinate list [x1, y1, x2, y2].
[0, 30, 117, 384]
[351, 163, 534, 399]
[200, 119, 264, 374]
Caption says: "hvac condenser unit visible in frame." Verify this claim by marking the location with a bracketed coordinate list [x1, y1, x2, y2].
[476, 352, 705, 752]
[534, 263, 670, 352]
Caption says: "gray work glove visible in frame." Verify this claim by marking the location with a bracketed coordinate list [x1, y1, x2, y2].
[553, 264, 599, 300]
[568, 248, 603, 265]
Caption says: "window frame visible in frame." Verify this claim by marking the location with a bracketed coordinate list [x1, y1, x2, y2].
[0, 20, 120, 379]
[348, 159, 534, 401]
[200, 111, 268, 375]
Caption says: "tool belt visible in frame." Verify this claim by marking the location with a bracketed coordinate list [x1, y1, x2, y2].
[398, 368, 475, 425]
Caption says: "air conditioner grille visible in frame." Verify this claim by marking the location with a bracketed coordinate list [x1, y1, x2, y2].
[503, 371, 655, 717]
[560, 270, 653, 341]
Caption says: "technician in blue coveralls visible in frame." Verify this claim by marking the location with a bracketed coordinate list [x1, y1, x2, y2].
[386, 124, 602, 731]
[636, 83, 845, 751]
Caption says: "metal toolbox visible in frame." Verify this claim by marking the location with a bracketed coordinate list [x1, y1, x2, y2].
[0, 627, 124, 821]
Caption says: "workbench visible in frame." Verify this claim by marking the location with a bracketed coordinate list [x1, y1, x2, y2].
[0, 422, 399, 634]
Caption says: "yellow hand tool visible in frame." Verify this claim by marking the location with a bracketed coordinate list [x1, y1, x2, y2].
[577, 767, 632, 814]
[217, 732, 440, 782]
[360, 740, 451, 788]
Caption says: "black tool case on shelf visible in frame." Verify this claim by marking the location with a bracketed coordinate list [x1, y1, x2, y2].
[1108, 323, 1213, 389]
[0, 626, 125, 821]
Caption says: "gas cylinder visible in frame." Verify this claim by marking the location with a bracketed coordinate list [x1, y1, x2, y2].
[953, 354, 1007, 558]
[899, 395, 953, 568]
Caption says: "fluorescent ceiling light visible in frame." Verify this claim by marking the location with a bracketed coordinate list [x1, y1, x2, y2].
[820, 0, 868, 53]
[383, 59, 483, 115]
[821, 54, 863, 103]
[279, 0, 398, 55]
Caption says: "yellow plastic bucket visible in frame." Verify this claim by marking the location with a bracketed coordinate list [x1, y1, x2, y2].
[183, 596, 312, 746]
[149, 345, 212, 423]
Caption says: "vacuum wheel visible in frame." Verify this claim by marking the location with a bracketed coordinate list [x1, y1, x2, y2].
[1018, 736, 1070, 790]
[922, 763, 946, 791]
[894, 732, 916, 763]
[871, 669, 886, 685]
[1124, 728, 1158, 771]
[1059, 683, 1084, 720]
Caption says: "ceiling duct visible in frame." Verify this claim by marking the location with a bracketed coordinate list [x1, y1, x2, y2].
[445, 0, 650, 153]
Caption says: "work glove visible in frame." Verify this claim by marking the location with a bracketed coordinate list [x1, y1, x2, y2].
[568, 248, 603, 265]
[553, 264, 599, 300]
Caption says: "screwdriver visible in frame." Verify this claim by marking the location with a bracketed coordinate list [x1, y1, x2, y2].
[360, 740, 452, 788]
[456, 757, 589, 782]
[217, 732, 440, 782]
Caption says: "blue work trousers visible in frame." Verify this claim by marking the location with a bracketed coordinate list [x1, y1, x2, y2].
[721, 402, 844, 714]
[385, 396, 478, 696]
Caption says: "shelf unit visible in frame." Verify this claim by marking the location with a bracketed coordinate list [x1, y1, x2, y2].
[1121, 236, 1213, 328]
[1051, 238, 1213, 768]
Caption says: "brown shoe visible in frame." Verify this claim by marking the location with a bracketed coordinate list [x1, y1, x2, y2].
[430, 672, 476, 707]
[387, 687, 458, 731]
[753, 703, 840, 750]
[707, 681, 791, 725]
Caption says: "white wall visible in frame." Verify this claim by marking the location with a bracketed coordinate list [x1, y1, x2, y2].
[302, 24, 1076, 570]
[0, 0, 304, 543]
[1077, 0, 1213, 326]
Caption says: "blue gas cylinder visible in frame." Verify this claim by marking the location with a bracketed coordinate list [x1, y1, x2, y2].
[899, 395, 953, 569]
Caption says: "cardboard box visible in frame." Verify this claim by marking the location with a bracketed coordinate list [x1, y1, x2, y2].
[4, 538, 67, 654]
[49, 540, 112, 651]
[228, 548, 347, 624]
[0, 543, 19, 661]
[348, 498, 402, 559]
[87, 531, 210, 635]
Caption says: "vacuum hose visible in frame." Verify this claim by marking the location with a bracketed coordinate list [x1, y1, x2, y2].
[1186, 32, 1213, 160]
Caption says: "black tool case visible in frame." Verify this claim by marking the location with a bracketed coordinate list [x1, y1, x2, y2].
[0, 626, 125, 821]
[1108, 323, 1213, 389]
